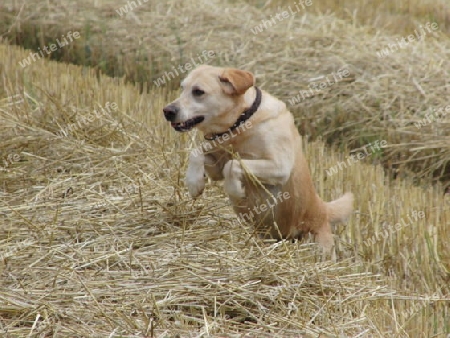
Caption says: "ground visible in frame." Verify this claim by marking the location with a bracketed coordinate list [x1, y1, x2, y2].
[0, 0, 449, 337]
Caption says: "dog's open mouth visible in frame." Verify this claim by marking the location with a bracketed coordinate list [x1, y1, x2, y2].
[171, 116, 205, 132]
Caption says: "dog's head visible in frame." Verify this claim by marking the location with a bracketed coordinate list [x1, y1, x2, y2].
[162, 65, 255, 134]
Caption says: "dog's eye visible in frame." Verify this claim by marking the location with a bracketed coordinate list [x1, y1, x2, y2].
[192, 88, 205, 97]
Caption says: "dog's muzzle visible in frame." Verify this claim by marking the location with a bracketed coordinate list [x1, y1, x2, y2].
[163, 104, 204, 132]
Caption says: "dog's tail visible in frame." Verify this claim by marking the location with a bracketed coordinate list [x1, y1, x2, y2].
[326, 192, 354, 224]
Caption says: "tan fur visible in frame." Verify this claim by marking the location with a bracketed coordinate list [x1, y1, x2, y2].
[163, 65, 354, 256]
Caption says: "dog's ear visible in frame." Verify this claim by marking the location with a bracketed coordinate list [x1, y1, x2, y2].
[219, 68, 255, 95]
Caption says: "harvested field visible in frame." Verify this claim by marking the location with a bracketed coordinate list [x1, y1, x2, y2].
[0, 0, 450, 337]
[1, 0, 450, 181]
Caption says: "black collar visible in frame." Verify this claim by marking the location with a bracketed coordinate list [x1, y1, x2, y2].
[204, 87, 262, 141]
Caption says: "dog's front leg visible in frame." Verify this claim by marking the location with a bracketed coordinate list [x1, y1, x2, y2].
[222, 160, 246, 199]
[185, 151, 206, 198]
[223, 159, 291, 199]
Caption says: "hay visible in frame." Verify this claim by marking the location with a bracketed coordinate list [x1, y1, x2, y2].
[0, 42, 449, 337]
[1, 0, 450, 182]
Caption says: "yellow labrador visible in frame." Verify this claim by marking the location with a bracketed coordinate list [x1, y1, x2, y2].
[163, 65, 353, 255]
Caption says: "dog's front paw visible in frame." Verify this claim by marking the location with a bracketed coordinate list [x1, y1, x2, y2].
[185, 173, 205, 198]
[223, 160, 245, 199]
[185, 151, 206, 199]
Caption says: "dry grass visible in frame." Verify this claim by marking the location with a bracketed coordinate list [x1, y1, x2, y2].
[1, 0, 450, 182]
[1, 0, 450, 336]
[252, 0, 450, 35]
[1, 40, 449, 337]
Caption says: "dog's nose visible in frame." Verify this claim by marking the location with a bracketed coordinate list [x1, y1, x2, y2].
[163, 105, 178, 121]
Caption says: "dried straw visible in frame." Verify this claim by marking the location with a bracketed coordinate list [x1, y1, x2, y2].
[1, 0, 449, 181]
[0, 42, 449, 337]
